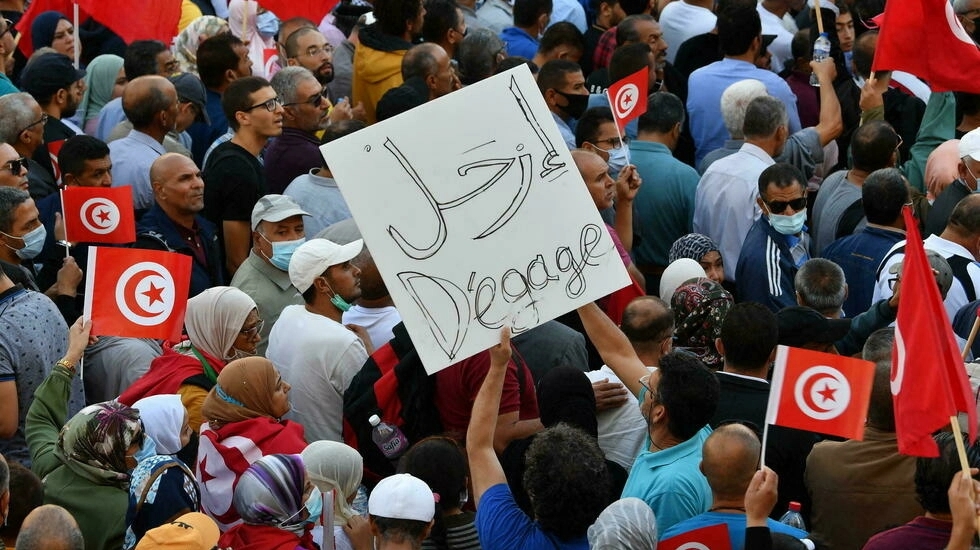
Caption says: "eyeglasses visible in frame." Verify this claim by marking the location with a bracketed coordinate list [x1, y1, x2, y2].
[18, 113, 48, 135]
[242, 97, 283, 113]
[284, 88, 330, 108]
[239, 319, 265, 338]
[0, 18, 12, 37]
[294, 44, 334, 58]
[593, 136, 629, 151]
[766, 196, 807, 214]
[0, 157, 27, 174]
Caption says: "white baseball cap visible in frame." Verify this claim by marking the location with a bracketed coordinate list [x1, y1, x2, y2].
[959, 128, 980, 162]
[288, 238, 363, 293]
[368, 473, 436, 522]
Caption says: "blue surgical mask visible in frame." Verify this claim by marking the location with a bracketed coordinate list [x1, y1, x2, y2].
[132, 435, 158, 464]
[256, 11, 280, 40]
[304, 488, 323, 525]
[606, 146, 628, 175]
[261, 233, 305, 271]
[767, 210, 807, 236]
[1, 224, 46, 260]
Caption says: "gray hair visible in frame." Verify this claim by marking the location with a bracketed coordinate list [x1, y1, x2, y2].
[0, 93, 40, 145]
[721, 79, 767, 139]
[457, 28, 505, 85]
[794, 258, 847, 316]
[743, 95, 788, 139]
[863, 327, 894, 363]
[15, 505, 84, 550]
[270, 66, 318, 106]
[0, 187, 30, 233]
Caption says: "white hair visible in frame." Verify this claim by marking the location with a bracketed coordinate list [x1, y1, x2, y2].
[720, 79, 768, 139]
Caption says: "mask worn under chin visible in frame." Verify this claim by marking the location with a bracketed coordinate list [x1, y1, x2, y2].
[331, 293, 353, 312]
[555, 90, 589, 120]
[256, 11, 280, 40]
[1, 224, 46, 260]
[227, 347, 255, 361]
[767, 210, 807, 235]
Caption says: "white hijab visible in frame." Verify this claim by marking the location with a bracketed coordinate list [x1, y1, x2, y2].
[184, 286, 256, 360]
[133, 395, 186, 455]
[302, 441, 363, 525]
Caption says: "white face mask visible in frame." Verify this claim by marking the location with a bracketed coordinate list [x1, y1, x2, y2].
[605, 146, 628, 175]
[767, 210, 807, 235]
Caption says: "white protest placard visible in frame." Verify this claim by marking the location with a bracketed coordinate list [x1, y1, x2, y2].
[321, 65, 631, 374]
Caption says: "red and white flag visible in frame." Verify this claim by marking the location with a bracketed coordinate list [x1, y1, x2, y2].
[872, 0, 980, 93]
[892, 206, 977, 456]
[766, 345, 875, 440]
[75, 0, 180, 49]
[606, 66, 649, 131]
[47, 139, 65, 185]
[255, 0, 339, 26]
[659, 523, 731, 550]
[83, 247, 191, 341]
[263, 48, 280, 78]
[62, 186, 136, 244]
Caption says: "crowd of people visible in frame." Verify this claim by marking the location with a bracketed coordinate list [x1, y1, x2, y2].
[1, 0, 980, 548]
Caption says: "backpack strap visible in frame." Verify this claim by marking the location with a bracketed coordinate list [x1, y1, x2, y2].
[133, 460, 199, 516]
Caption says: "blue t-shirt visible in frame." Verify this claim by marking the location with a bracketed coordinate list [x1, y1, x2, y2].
[476, 483, 588, 550]
[662, 512, 808, 550]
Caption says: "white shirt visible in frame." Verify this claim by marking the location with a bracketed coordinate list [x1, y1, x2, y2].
[693, 142, 773, 282]
[267, 305, 368, 442]
[342, 305, 401, 350]
[584, 366, 649, 472]
[659, 1, 717, 64]
[757, 3, 795, 75]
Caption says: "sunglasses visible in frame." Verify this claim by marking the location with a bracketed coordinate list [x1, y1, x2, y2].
[284, 88, 330, 109]
[1, 157, 27, 174]
[766, 196, 807, 214]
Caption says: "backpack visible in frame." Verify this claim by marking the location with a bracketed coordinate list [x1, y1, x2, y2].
[343, 322, 443, 484]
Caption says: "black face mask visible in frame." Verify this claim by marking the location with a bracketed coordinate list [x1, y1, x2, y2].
[554, 89, 589, 120]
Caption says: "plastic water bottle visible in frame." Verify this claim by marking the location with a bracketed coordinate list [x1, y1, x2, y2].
[369, 414, 409, 460]
[810, 32, 831, 87]
[779, 501, 807, 530]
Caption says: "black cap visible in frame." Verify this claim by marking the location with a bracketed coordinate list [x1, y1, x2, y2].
[170, 73, 211, 125]
[777, 306, 851, 348]
[20, 53, 86, 99]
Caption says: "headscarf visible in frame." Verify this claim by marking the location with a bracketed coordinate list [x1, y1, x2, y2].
[228, 0, 276, 78]
[671, 277, 733, 369]
[234, 454, 308, 535]
[57, 401, 143, 487]
[125, 454, 199, 549]
[133, 395, 186, 455]
[301, 441, 362, 525]
[536, 366, 598, 437]
[587, 498, 658, 550]
[200, 357, 284, 429]
[184, 286, 256, 361]
[30, 11, 68, 50]
[668, 233, 720, 264]
[77, 54, 124, 125]
[175, 16, 230, 74]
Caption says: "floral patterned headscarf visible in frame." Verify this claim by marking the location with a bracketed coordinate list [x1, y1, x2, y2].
[58, 401, 143, 487]
[671, 277, 733, 369]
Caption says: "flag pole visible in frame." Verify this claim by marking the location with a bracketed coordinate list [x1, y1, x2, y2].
[72, 1, 80, 68]
[760, 422, 770, 468]
[948, 416, 980, 536]
[813, 0, 825, 35]
[962, 309, 980, 360]
[604, 90, 632, 166]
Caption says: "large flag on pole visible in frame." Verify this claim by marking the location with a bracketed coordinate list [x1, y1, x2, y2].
[84, 247, 191, 341]
[62, 186, 136, 244]
[74, 0, 180, 49]
[766, 345, 875, 440]
[872, 0, 980, 92]
[892, 206, 977, 456]
[605, 66, 649, 131]
[255, 0, 341, 27]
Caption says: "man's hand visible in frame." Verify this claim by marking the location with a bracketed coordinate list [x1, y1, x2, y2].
[860, 71, 891, 112]
[809, 57, 837, 86]
[946, 469, 980, 550]
[54, 257, 83, 297]
[615, 164, 641, 204]
[329, 98, 355, 124]
[593, 378, 629, 411]
[65, 317, 93, 365]
[345, 323, 375, 355]
[745, 466, 779, 527]
[490, 326, 512, 368]
[343, 514, 374, 550]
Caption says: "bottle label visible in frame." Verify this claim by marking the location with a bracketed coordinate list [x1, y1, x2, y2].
[382, 435, 408, 458]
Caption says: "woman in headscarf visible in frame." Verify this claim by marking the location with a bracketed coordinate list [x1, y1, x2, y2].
[75, 53, 125, 135]
[302, 441, 369, 550]
[196, 357, 307, 530]
[118, 286, 260, 434]
[671, 277, 734, 370]
[219, 454, 318, 550]
[132, 395, 192, 456]
[228, 0, 278, 78]
[399, 437, 480, 550]
[30, 11, 75, 59]
[669, 233, 725, 285]
[174, 15, 230, 74]
[587, 498, 658, 550]
[26, 318, 146, 550]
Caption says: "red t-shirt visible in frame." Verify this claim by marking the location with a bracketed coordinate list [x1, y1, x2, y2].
[435, 349, 539, 440]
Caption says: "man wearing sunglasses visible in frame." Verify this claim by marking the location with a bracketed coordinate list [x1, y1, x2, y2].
[0, 144, 26, 192]
[266, 67, 334, 195]
[735, 163, 810, 312]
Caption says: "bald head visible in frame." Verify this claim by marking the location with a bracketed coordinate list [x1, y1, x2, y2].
[701, 423, 762, 500]
[122, 75, 177, 130]
[621, 296, 674, 355]
[15, 505, 83, 550]
[150, 153, 205, 219]
[403, 42, 449, 80]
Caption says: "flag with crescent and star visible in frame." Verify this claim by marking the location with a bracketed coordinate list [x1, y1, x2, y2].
[606, 66, 649, 131]
[892, 206, 977, 457]
[83, 247, 191, 340]
[62, 186, 136, 244]
[766, 345, 875, 440]
[658, 523, 732, 550]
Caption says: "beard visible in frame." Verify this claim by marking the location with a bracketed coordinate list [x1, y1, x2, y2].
[315, 62, 335, 85]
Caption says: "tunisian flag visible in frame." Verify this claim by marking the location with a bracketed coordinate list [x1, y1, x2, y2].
[766, 345, 875, 440]
[892, 206, 977, 457]
[83, 247, 191, 341]
[606, 66, 649, 131]
[62, 186, 136, 244]
[659, 523, 731, 550]
[256, 0, 340, 26]
[872, 0, 980, 92]
[75, 0, 180, 48]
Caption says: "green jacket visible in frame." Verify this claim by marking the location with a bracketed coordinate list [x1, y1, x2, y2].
[26, 363, 128, 550]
